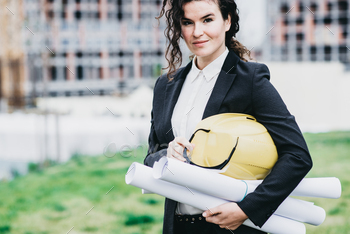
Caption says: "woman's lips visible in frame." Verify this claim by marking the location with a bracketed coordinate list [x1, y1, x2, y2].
[193, 40, 209, 47]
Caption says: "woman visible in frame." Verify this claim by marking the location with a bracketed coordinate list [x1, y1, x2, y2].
[144, 0, 312, 233]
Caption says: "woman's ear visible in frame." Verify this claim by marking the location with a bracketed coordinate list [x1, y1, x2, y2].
[225, 14, 231, 32]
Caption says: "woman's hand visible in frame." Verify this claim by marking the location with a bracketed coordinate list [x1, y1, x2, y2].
[167, 137, 195, 162]
[202, 202, 248, 230]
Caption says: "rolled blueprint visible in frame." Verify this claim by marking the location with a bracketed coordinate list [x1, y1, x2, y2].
[245, 177, 341, 199]
[153, 157, 255, 201]
[153, 157, 326, 226]
[154, 157, 341, 199]
[126, 162, 306, 234]
[289, 177, 341, 198]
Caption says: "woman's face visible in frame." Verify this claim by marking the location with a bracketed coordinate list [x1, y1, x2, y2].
[181, 0, 231, 69]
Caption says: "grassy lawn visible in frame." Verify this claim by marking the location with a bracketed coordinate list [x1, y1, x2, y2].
[0, 149, 164, 234]
[0, 131, 349, 234]
[303, 132, 350, 234]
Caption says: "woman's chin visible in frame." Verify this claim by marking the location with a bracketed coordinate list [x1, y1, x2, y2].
[191, 50, 211, 59]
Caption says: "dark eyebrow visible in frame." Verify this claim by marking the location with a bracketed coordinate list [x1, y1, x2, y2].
[181, 13, 214, 21]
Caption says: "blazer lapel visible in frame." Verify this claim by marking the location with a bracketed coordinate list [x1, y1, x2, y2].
[162, 62, 192, 142]
[202, 51, 240, 119]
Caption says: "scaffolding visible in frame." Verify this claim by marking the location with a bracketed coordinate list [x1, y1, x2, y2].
[265, 0, 350, 63]
[23, 0, 166, 98]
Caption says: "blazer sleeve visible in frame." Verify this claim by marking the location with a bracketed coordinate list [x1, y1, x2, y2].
[237, 64, 313, 227]
[144, 77, 168, 167]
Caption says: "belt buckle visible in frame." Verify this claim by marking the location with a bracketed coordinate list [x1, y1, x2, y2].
[177, 214, 204, 223]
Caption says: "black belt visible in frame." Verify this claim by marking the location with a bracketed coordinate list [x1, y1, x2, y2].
[175, 214, 206, 224]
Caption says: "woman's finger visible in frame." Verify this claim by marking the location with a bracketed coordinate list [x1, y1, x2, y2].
[174, 137, 194, 152]
[166, 137, 193, 162]
[167, 141, 186, 161]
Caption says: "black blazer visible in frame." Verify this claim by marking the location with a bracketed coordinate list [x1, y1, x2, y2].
[144, 51, 312, 234]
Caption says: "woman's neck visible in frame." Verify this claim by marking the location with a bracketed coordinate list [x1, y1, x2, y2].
[194, 46, 227, 70]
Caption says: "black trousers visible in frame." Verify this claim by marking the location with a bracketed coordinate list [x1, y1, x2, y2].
[174, 214, 267, 234]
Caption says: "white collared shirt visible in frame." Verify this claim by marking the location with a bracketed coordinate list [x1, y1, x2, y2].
[171, 48, 229, 215]
[172, 48, 229, 140]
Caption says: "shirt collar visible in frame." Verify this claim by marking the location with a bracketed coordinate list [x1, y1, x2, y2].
[188, 47, 229, 83]
[187, 58, 202, 83]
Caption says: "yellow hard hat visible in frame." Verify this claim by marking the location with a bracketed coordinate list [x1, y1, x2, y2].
[188, 113, 278, 180]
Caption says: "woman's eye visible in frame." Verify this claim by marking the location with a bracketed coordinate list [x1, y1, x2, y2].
[204, 18, 213, 23]
[182, 21, 192, 26]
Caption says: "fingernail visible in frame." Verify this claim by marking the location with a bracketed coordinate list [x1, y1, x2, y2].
[202, 212, 207, 217]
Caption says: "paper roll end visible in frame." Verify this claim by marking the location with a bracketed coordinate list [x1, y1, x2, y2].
[323, 177, 342, 199]
[153, 156, 169, 179]
[334, 177, 342, 199]
[306, 206, 327, 226]
[319, 207, 327, 226]
[125, 163, 137, 184]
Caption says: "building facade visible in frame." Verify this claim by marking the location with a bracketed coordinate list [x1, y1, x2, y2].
[265, 0, 350, 64]
[23, 0, 165, 99]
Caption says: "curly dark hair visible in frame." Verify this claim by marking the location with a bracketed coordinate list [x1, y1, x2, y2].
[157, 0, 252, 80]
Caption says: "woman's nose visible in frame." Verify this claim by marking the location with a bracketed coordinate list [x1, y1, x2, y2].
[193, 23, 204, 37]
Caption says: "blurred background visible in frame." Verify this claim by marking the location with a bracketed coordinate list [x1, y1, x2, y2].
[0, 0, 349, 233]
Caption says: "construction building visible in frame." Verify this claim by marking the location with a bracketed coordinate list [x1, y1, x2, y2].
[265, 0, 350, 64]
[20, 0, 166, 101]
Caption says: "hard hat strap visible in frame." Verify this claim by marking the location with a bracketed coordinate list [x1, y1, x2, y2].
[186, 128, 240, 170]
[188, 128, 211, 142]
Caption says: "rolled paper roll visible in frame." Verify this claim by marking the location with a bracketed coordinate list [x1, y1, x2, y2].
[140, 177, 342, 199]
[154, 157, 326, 226]
[155, 157, 341, 199]
[275, 198, 325, 226]
[291, 177, 342, 198]
[245, 177, 341, 199]
[153, 157, 249, 202]
[125, 162, 306, 234]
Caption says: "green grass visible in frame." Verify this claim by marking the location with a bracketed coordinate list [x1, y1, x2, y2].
[0, 148, 164, 234]
[0, 132, 349, 233]
[303, 132, 350, 234]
